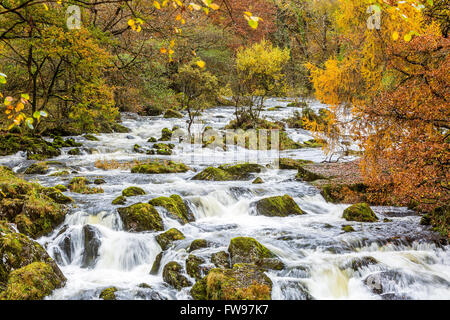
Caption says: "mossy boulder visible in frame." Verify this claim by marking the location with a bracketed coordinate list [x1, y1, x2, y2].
[54, 184, 67, 192]
[296, 166, 326, 182]
[141, 105, 164, 116]
[94, 179, 106, 185]
[341, 225, 355, 233]
[192, 163, 264, 181]
[24, 162, 49, 175]
[0, 133, 61, 160]
[68, 177, 103, 194]
[159, 128, 173, 141]
[278, 158, 313, 169]
[68, 148, 81, 155]
[83, 134, 99, 141]
[42, 187, 73, 204]
[0, 262, 66, 300]
[112, 196, 126, 205]
[149, 194, 194, 225]
[320, 183, 369, 204]
[117, 203, 163, 232]
[131, 160, 189, 174]
[150, 252, 163, 275]
[228, 237, 284, 270]
[188, 239, 208, 252]
[122, 186, 146, 197]
[50, 170, 70, 177]
[211, 251, 231, 269]
[99, 287, 117, 300]
[186, 255, 205, 281]
[420, 205, 449, 238]
[155, 228, 185, 250]
[190, 264, 272, 300]
[252, 177, 264, 184]
[148, 137, 158, 143]
[342, 203, 378, 222]
[162, 261, 192, 290]
[348, 257, 378, 271]
[163, 109, 183, 119]
[156, 149, 172, 155]
[254, 195, 304, 217]
[51, 136, 82, 148]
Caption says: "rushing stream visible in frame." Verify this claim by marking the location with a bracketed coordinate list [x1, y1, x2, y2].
[1, 98, 449, 300]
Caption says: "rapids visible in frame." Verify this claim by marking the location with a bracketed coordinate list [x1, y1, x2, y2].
[1, 98, 449, 300]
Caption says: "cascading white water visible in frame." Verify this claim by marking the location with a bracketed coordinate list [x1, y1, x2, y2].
[1, 98, 449, 300]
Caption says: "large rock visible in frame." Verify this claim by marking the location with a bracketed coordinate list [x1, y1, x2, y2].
[42, 187, 73, 204]
[254, 195, 304, 217]
[131, 160, 189, 174]
[190, 264, 272, 300]
[149, 195, 194, 224]
[81, 224, 102, 268]
[24, 162, 49, 174]
[117, 203, 163, 232]
[155, 228, 185, 250]
[188, 239, 208, 252]
[0, 262, 66, 300]
[296, 166, 326, 182]
[0, 133, 61, 160]
[278, 158, 313, 169]
[192, 163, 264, 181]
[342, 203, 378, 222]
[162, 261, 192, 290]
[99, 287, 117, 300]
[185, 255, 205, 281]
[163, 109, 183, 119]
[122, 186, 146, 197]
[228, 237, 284, 270]
[211, 251, 231, 269]
[150, 252, 163, 275]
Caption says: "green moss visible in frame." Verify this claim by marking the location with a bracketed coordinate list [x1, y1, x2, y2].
[279, 158, 313, 169]
[342, 203, 378, 222]
[192, 163, 263, 181]
[54, 184, 67, 192]
[188, 239, 208, 252]
[83, 134, 99, 141]
[42, 187, 73, 204]
[341, 225, 355, 233]
[155, 228, 185, 250]
[159, 128, 173, 141]
[50, 170, 70, 177]
[255, 195, 304, 217]
[191, 264, 272, 300]
[24, 162, 49, 175]
[163, 109, 183, 119]
[99, 287, 117, 300]
[186, 255, 205, 281]
[117, 203, 163, 232]
[228, 237, 284, 270]
[156, 148, 172, 155]
[148, 137, 157, 143]
[150, 252, 163, 275]
[149, 194, 193, 224]
[1, 262, 66, 300]
[192, 167, 233, 181]
[162, 261, 192, 290]
[211, 251, 231, 269]
[68, 177, 103, 194]
[68, 148, 81, 155]
[0, 133, 61, 160]
[252, 177, 264, 184]
[296, 166, 326, 182]
[420, 205, 449, 238]
[131, 160, 189, 174]
[94, 179, 106, 185]
[112, 195, 126, 205]
[122, 186, 146, 197]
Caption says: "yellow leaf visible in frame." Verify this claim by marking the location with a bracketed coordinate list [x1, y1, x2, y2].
[244, 11, 252, 17]
[404, 33, 412, 42]
[128, 19, 135, 27]
[15, 102, 24, 112]
[170, 40, 175, 47]
[210, 3, 219, 10]
[160, 47, 167, 53]
[168, 49, 174, 55]
[196, 60, 206, 68]
[392, 32, 399, 41]
[181, 19, 185, 25]
[190, 3, 201, 10]
[153, 1, 161, 9]
[176, 14, 182, 20]
[136, 25, 142, 32]
[43, 3, 49, 10]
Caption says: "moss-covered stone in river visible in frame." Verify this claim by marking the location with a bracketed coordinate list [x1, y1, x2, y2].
[0, 262, 66, 300]
[342, 203, 378, 222]
[112, 195, 126, 205]
[296, 166, 326, 182]
[68, 148, 81, 155]
[54, 184, 67, 192]
[50, 170, 70, 177]
[149, 194, 194, 225]
[0, 133, 61, 160]
[252, 177, 264, 184]
[42, 187, 73, 204]
[99, 287, 117, 300]
[192, 163, 264, 181]
[131, 160, 189, 174]
[155, 228, 185, 250]
[159, 128, 173, 141]
[186, 255, 205, 281]
[211, 251, 231, 269]
[150, 252, 163, 275]
[192, 167, 233, 181]
[122, 186, 146, 197]
[188, 239, 208, 252]
[68, 177, 104, 194]
[163, 109, 183, 119]
[24, 162, 49, 175]
[83, 134, 99, 141]
[278, 158, 313, 169]
[117, 203, 163, 232]
[94, 179, 106, 185]
[341, 225, 355, 233]
[148, 137, 157, 143]
[228, 237, 284, 270]
[420, 205, 449, 238]
[255, 194, 304, 217]
[162, 261, 192, 290]
[190, 263, 272, 300]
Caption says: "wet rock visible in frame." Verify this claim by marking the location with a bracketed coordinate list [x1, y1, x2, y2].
[94, 179, 106, 185]
[24, 162, 49, 174]
[99, 287, 117, 300]
[254, 194, 304, 217]
[192, 167, 233, 181]
[122, 186, 146, 197]
[131, 160, 189, 174]
[186, 255, 205, 281]
[54, 184, 67, 192]
[83, 134, 99, 141]
[278, 281, 313, 300]
[81, 224, 102, 268]
[163, 109, 183, 119]
[347, 256, 378, 271]
[42, 187, 73, 204]
[112, 195, 126, 205]
[192, 163, 264, 181]
[68, 148, 81, 155]
[50, 170, 70, 177]
[155, 228, 185, 250]
[0, 262, 66, 300]
[117, 203, 163, 232]
[188, 239, 208, 252]
[190, 263, 272, 300]
[149, 194, 194, 224]
[133, 144, 144, 153]
[228, 237, 284, 270]
[147, 137, 157, 143]
[343, 203, 378, 222]
[296, 166, 326, 182]
[252, 177, 264, 184]
[68, 177, 103, 194]
[150, 252, 163, 275]
[341, 225, 355, 233]
[159, 128, 173, 141]
[278, 158, 313, 169]
[0, 133, 61, 160]
[162, 261, 192, 290]
[58, 233, 73, 263]
[211, 251, 231, 269]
